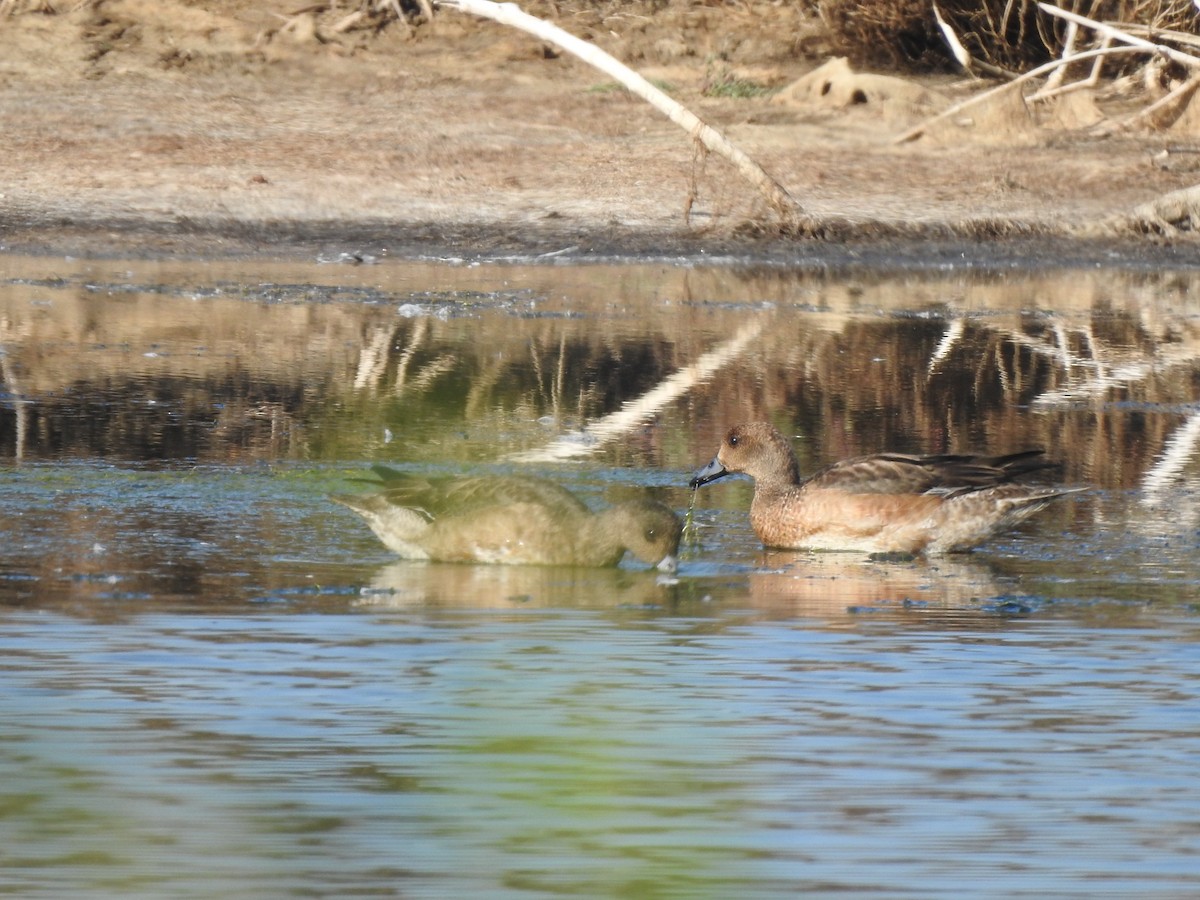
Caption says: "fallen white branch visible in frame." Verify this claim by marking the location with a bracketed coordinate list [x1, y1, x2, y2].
[1118, 23, 1200, 53]
[933, 2, 974, 73]
[904, 4, 1200, 141]
[1037, 3, 1200, 70]
[1028, 32, 1112, 101]
[1041, 21, 1079, 94]
[437, 0, 803, 223]
[1100, 70, 1200, 134]
[894, 43, 1142, 143]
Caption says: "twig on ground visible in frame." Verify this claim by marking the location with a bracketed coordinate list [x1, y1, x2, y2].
[894, 44, 1142, 143]
[1036, 3, 1200, 71]
[437, 0, 804, 225]
[1099, 70, 1200, 134]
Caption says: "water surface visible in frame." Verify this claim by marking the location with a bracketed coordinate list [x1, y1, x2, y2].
[2, 254, 1199, 897]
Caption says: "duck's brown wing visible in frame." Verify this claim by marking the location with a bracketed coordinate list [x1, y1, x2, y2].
[803, 450, 1055, 495]
[803, 455, 947, 494]
[369, 466, 590, 519]
[965, 449, 1058, 480]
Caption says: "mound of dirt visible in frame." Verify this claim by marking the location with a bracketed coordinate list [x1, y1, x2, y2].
[1, 0, 1198, 260]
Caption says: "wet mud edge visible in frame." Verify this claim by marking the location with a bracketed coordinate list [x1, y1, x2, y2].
[3, 213, 1199, 271]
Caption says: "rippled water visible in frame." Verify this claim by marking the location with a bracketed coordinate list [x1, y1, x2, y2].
[5, 607, 1200, 898]
[2, 254, 1200, 897]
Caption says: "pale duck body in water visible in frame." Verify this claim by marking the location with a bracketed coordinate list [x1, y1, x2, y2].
[689, 422, 1082, 555]
[334, 465, 681, 570]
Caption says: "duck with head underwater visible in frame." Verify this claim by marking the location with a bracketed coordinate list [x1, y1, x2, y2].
[335, 465, 681, 571]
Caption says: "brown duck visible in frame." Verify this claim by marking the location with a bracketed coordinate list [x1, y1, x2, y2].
[690, 422, 1082, 554]
[334, 465, 681, 570]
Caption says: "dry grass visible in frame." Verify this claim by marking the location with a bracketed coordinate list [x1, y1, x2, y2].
[821, 0, 1200, 72]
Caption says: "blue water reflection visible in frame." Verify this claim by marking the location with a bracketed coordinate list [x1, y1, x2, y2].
[3, 609, 1199, 898]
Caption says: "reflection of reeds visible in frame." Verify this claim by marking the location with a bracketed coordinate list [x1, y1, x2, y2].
[4, 260, 1200, 489]
[0, 346, 31, 463]
[508, 318, 764, 462]
[1142, 411, 1200, 500]
[353, 324, 396, 391]
[969, 309, 1200, 490]
[209, 400, 305, 461]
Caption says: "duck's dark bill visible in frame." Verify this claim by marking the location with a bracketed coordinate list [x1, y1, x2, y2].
[689, 457, 729, 489]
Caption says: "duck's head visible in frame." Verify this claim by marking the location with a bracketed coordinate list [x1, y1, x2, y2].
[689, 422, 800, 489]
[612, 499, 682, 572]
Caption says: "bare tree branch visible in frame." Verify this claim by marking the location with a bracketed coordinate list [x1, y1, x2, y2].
[437, 0, 804, 225]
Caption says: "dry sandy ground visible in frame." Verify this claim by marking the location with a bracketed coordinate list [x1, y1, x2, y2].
[3, 0, 1200, 264]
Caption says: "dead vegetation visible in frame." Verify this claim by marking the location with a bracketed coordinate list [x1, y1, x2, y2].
[821, 0, 1200, 72]
[297, 0, 1200, 235]
[3, 0, 1200, 247]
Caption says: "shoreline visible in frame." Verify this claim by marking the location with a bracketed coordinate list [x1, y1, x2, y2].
[4, 2, 1200, 271]
[2, 215, 1196, 272]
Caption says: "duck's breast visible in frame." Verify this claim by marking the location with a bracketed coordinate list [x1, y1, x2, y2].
[751, 489, 945, 553]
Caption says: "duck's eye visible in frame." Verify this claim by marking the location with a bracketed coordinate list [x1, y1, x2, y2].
[644, 528, 656, 541]
[729, 434, 739, 447]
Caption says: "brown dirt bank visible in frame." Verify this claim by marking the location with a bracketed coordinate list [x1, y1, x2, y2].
[3, 0, 1200, 266]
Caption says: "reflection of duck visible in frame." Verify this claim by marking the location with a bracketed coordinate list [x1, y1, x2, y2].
[333, 466, 681, 570]
[355, 560, 675, 609]
[690, 422, 1082, 554]
[746, 550, 1008, 620]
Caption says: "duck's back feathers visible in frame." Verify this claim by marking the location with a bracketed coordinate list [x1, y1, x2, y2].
[804, 449, 1058, 497]
[368, 465, 589, 519]
[335, 467, 680, 569]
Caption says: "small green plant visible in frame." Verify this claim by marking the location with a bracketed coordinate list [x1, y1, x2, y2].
[702, 64, 774, 100]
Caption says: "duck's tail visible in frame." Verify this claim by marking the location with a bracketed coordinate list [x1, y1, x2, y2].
[995, 485, 1087, 517]
[931, 484, 1086, 553]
